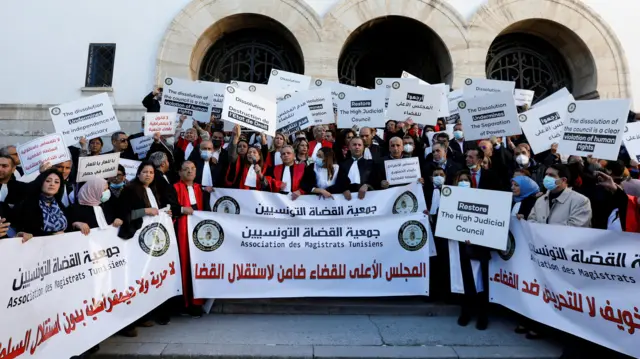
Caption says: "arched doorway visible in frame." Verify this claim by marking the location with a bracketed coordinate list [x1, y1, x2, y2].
[337, 16, 453, 88]
[197, 14, 304, 84]
[485, 19, 598, 104]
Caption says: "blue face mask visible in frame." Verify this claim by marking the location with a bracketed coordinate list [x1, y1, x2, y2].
[543, 176, 558, 191]
[315, 158, 324, 167]
[110, 182, 125, 189]
[458, 181, 471, 188]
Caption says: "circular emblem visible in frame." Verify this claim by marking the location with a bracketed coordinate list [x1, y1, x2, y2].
[284, 94, 291, 99]
[518, 114, 527, 123]
[51, 107, 61, 116]
[441, 186, 452, 197]
[398, 221, 428, 251]
[458, 101, 467, 110]
[227, 86, 236, 94]
[271, 69, 279, 76]
[138, 223, 170, 257]
[392, 191, 419, 214]
[315, 79, 323, 86]
[567, 103, 576, 113]
[402, 73, 408, 78]
[464, 78, 472, 86]
[249, 85, 257, 92]
[498, 231, 516, 261]
[376, 79, 383, 86]
[212, 196, 240, 214]
[392, 81, 400, 89]
[338, 92, 346, 100]
[192, 220, 224, 252]
[164, 78, 173, 86]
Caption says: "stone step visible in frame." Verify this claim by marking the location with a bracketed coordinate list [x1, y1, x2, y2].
[210, 297, 460, 316]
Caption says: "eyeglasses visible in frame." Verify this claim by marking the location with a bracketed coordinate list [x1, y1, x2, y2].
[117, 138, 128, 143]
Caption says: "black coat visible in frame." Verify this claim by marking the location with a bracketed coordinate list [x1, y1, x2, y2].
[337, 157, 375, 193]
[300, 164, 341, 194]
[423, 160, 462, 186]
[142, 92, 161, 113]
[0, 179, 28, 223]
[190, 148, 229, 187]
[68, 199, 119, 229]
[512, 195, 537, 219]
[477, 168, 504, 191]
[152, 170, 181, 216]
[14, 196, 69, 237]
[117, 182, 159, 239]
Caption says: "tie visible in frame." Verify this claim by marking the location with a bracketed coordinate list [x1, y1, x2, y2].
[471, 171, 478, 188]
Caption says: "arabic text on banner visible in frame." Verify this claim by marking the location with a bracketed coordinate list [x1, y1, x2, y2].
[0, 213, 181, 359]
[490, 220, 640, 358]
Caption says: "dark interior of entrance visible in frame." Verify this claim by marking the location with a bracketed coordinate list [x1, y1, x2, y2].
[338, 16, 452, 88]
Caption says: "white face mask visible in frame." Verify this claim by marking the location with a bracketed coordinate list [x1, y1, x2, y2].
[516, 154, 530, 166]
[165, 137, 175, 146]
[403, 144, 414, 153]
[432, 176, 445, 187]
[458, 181, 471, 188]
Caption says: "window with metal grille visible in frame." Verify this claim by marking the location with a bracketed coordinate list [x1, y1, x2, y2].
[85, 44, 116, 87]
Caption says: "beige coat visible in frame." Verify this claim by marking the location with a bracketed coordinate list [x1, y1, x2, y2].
[528, 188, 592, 227]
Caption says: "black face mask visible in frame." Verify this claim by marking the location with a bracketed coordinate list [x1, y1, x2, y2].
[212, 139, 222, 148]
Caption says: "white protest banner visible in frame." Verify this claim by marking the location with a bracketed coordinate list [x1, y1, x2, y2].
[458, 91, 521, 141]
[189, 211, 430, 298]
[161, 77, 214, 126]
[435, 186, 512, 250]
[514, 89, 535, 107]
[375, 78, 419, 108]
[336, 88, 386, 129]
[446, 89, 464, 123]
[401, 71, 429, 85]
[222, 85, 278, 137]
[76, 153, 120, 182]
[462, 78, 515, 99]
[490, 220, 640, 358]
[310, 79, 356, 114]
[533, 87, 571, 109]
[129, 136, 152, 160]
[119, 158, 141, 181]
[200, 80, 226, 119]
[558, 99, 631, 160]
[17, 134, 72, 175]
[623, 122, 640, 162]
[143, 113, 176, 137]
[49, 93, 120, 146]
[230, 81, 282, 102]
[276, 92, 313, 135]
[0, 213, 181, 359]
[268, 69, 312, 91]
[384, 157, 421, 186]
[517, 94, 574, 155]
[305, 88, 334, 125]
[387, 81, 442, 126]
[431, 83, 451, 118]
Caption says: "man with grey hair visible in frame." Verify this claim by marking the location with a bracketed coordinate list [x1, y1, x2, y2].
[265, 145, 306, 199]
[0, 145, 23, 179]
[105, 131, 137, 160]
[149, 151, 181, 219]
[359, 127, 384, 160]
[375, 137, 424, 189]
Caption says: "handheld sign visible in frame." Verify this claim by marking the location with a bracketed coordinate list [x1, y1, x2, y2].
[558, 99, 631, 160]
[431, 83, 451, 118]
[49, 93, 120, 146]
[310, 79, 355, 115]
[335, 88, 386, 129]
[517, 94, 574, 155]
[277, 92, 313, 135]
[386, 81, 442, 126]
[17, 134, 72, 175]
[161, 77, 214, 125]
[435, 186, 512, 251]
[144, 113, 176, 137]
[129, 136, 152, 160]
[231, 81, 282, 101]
[305, 88, 334, 125]
[463, 78, 515, 99]
[457, 91, 521, 141]
[201, 80, 227, 120]
[533, 87, 571, 109]
[268, 69, 312, 91]
[119, 158, 142, 181]
[375, 78, 419, 108]
[623, 122, 640, 163]
[514, 89, 535, 107]
[401, 71, 429, 85]
[446, 89, 463, 123]
[384, 157, 421, 186]
[76, 153, 120, 182]
[222, 85, 277, 137]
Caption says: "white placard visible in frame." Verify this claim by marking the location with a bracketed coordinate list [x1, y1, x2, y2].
[222, 85, 278, 137]
[268, 69, 312, 91]
[384, 157, 421, 185]
[623, 122, 640, 163]
[230, 81, 280, 102]
[76, 153, 120, 182]
[401, 71, 429, 85]
[161, 77, 214, 125]
[463, 78, 515, 99]
[335, 88, 386, 129]
[558, 99, 631, 160]
[201, 80, 227, 119]
[277, 92, 313, 135]
[310, 79, 355, 114]
[435, 186, 512, 250]
[431, 83, 451, 118]
[119, 158, 142, 181]
[386, 81, 442, 126]
[144, 113, 176, 136]
[458, 91, 521, 141]
[49, 93, 120, 146]
[514, 89, 535, 107]
[129, 136, 153, 160]
[446, 89, 464, 123]
[517, 94, 574, 154]
[375, 78, 419, 108]
[305, 88, 334, 125]
[17, 133, 72, 175]
[533, 87, 571, 109]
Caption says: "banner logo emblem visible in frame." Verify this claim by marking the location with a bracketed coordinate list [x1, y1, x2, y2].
[465, 78, 472, 86]
[376, 79, 383, 86]
[568, 103, 576, 113]
[398, 221, 427, 251]
[518, 114, 527, 123]
[315, 79, 323, 86]
[51, 107, 61, 116]
[212, 196, 240, 214]
[392, 191, 418, 214]
[164, 78, 173, 86]
[442, 187, 452, 197]
[271, 69, 279, 76]
[193, 220, 224, 252]
[498, 231, 516, 261]
[227, 86, 236, 94]
[139, 223, 170, 257]
[392, 81, 400, 89]
[338, 92, 346, 100]
[458, 101, 467, 110]
[249, 85, 256, 92]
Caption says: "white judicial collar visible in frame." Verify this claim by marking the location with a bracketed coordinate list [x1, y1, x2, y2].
[311, 142, 322, 160]
[187, 185, 197, 205]
[212, 148, 221, 161]
[315, 165, 339, 189]
[274, 151, 283, 166]
[429, 188, 441, 215]
[347, 159, 361, 184]
[145, 187, 159, 209]
[93, 206, 109, 230]
[0, 184, 8, 202]
[364, 147, 372, 160]
[185, 142, 194, 160]
[202, 161, 213, 187]
[62, 186, 70, 207]
[244, 165, 257, 188]
[282, 165, 292, 193]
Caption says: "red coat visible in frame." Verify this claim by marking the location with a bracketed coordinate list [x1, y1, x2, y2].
[267, 164, 306, 193]
[173, 181, 204, 307]
[225, 157, 267, 190]
[625, 195, 639, 233]
[309, 140, 332, 156]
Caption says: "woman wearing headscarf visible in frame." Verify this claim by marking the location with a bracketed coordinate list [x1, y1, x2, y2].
[511, 176, 540, 220]
[68, 177, 123, 231]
